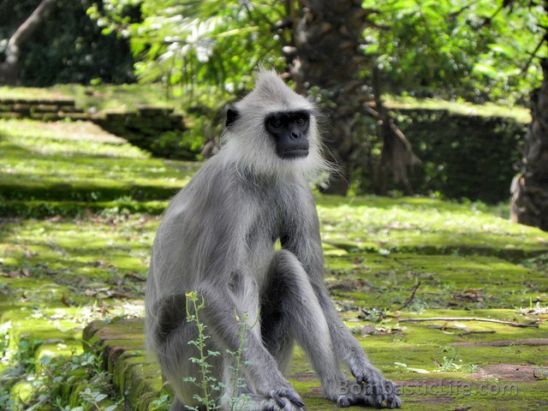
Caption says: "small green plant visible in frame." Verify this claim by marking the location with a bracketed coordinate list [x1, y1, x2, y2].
[184, 291, 222, 410]
[225, 312, 252, 411]
[150, 393, 171, 411]
[0, 343, 120, 411]
[183, 291, 250, 411]
[436, 347, 478, 373]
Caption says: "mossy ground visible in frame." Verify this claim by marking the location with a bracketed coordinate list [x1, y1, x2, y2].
[0, 112, 547, 410]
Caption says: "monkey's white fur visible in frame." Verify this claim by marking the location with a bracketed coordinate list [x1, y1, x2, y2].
[221, 70, 329, 180]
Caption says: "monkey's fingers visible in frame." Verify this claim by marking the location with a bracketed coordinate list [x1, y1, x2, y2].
[384, 380, 401, 409]
[387, 395, 402, 409]
[351, 366, 392, 407]
[269, 388, 305, 409]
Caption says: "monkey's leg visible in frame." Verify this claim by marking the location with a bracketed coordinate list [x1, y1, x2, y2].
[196, 286, 305, 411]
[314, 282, 401, 408]
[262, 250, 347, 404]
[151, 294, 225, 409]
[151, 291, 304, 411]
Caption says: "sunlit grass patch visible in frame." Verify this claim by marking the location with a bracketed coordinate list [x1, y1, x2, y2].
[317, 195, 548, 257]
[0, 118, 197, 210]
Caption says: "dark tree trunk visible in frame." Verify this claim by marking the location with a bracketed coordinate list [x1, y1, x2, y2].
[289, 0, 370, 195]
[371, 66, 419, 195]
[0, 0, 57, 85]
[511, 57, 548, 231]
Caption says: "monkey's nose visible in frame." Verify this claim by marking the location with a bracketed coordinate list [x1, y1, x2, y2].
[290, 131, 301, 140]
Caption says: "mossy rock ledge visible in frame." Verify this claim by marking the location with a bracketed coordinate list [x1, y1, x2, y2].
[83, 318, 163, 411]
[83, 317, 548, 411]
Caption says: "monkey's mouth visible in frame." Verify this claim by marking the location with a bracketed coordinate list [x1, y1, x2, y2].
[278, 148, 309, 159]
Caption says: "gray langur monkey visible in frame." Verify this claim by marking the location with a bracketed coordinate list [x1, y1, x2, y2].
[145, 71, 401, 411]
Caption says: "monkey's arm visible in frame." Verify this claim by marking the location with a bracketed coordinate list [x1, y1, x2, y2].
[197, 284, 305, 409]
[282, 192, 399, 407]
[281, 195, 372, 373]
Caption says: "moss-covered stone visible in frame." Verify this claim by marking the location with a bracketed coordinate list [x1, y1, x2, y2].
[82, 316, 547, 410]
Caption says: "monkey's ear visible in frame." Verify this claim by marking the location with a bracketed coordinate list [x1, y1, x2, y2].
[225, 105, 239, 127]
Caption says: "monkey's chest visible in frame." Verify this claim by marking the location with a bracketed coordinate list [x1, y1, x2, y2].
[243, 207, 286, 281]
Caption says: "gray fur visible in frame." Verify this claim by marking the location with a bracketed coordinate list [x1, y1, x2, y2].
[145, 70, 401, 410]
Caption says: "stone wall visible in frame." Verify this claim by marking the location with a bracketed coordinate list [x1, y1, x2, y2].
[0, 97, 86, 121]
[0, 97, 185, 158]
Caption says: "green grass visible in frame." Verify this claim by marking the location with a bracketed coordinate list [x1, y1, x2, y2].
[385, 95, 531, 123]
[0, 114, 546, 410]
[318, 195, 547, 257]
[0, 84, 178, 112]
[0, 119, 198, 209]
[54, 83, 182, 112]
[0, 87, 70, 101]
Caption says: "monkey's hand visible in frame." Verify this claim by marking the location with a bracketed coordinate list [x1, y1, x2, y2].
[266, 387, 305, 410]
[342, 364, 401, 408]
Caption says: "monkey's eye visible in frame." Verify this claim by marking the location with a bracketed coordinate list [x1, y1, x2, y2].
[296, 117, 306, 126]
[269, 118, 282, 128]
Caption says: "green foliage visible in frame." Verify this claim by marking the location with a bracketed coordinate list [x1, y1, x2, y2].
[88, 0, 286, 97]
[184, 291, 222, 410]
[362, 0, 547, 103]
[397, 108, 526, 203]
[0, 347, 120, 410]
[353, 105, 527, 203]
[86, 0, 547, 105]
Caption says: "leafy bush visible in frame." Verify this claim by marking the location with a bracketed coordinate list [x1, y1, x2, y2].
[354, 108, 526, 203]
[398, 109, 526, 203]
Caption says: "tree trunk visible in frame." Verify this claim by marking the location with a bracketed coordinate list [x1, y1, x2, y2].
[0, 0, 57, 85]
[289, 0, 370, 195]
[510, 57, 548, 231]
[372, 66, 419, 195]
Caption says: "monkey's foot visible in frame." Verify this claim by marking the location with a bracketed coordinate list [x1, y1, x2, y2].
[337, 388, 401, 409]
[343, 366, 402, 408]
[260, 398, 304, 411]
[234, 393, 304, 411]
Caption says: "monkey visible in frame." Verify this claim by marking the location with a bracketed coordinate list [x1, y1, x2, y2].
[145, 70, 401, 411]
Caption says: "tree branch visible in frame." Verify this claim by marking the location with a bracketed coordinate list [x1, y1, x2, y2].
[4, 0, 57, 64]
[398, 281, 421, 310]
[521, 36, 546, 75]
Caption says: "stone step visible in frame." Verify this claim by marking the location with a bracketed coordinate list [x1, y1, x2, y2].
[83, 319, 163, 411]
[81, 318, 363, 410]
[0, 97, 76, 106]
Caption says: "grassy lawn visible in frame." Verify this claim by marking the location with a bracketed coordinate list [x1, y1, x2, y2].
[0, 116, 546, 410]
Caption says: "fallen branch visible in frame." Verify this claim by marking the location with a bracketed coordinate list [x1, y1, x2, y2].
[453, 338, 548, 347]
[398, 281, 421, 310]
[399, 317, 539, 328]
[459, 330, 497, 336]
[426, 324, 496, 335]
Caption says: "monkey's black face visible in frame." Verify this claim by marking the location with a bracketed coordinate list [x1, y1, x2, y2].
[265, 110, 310, 159]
